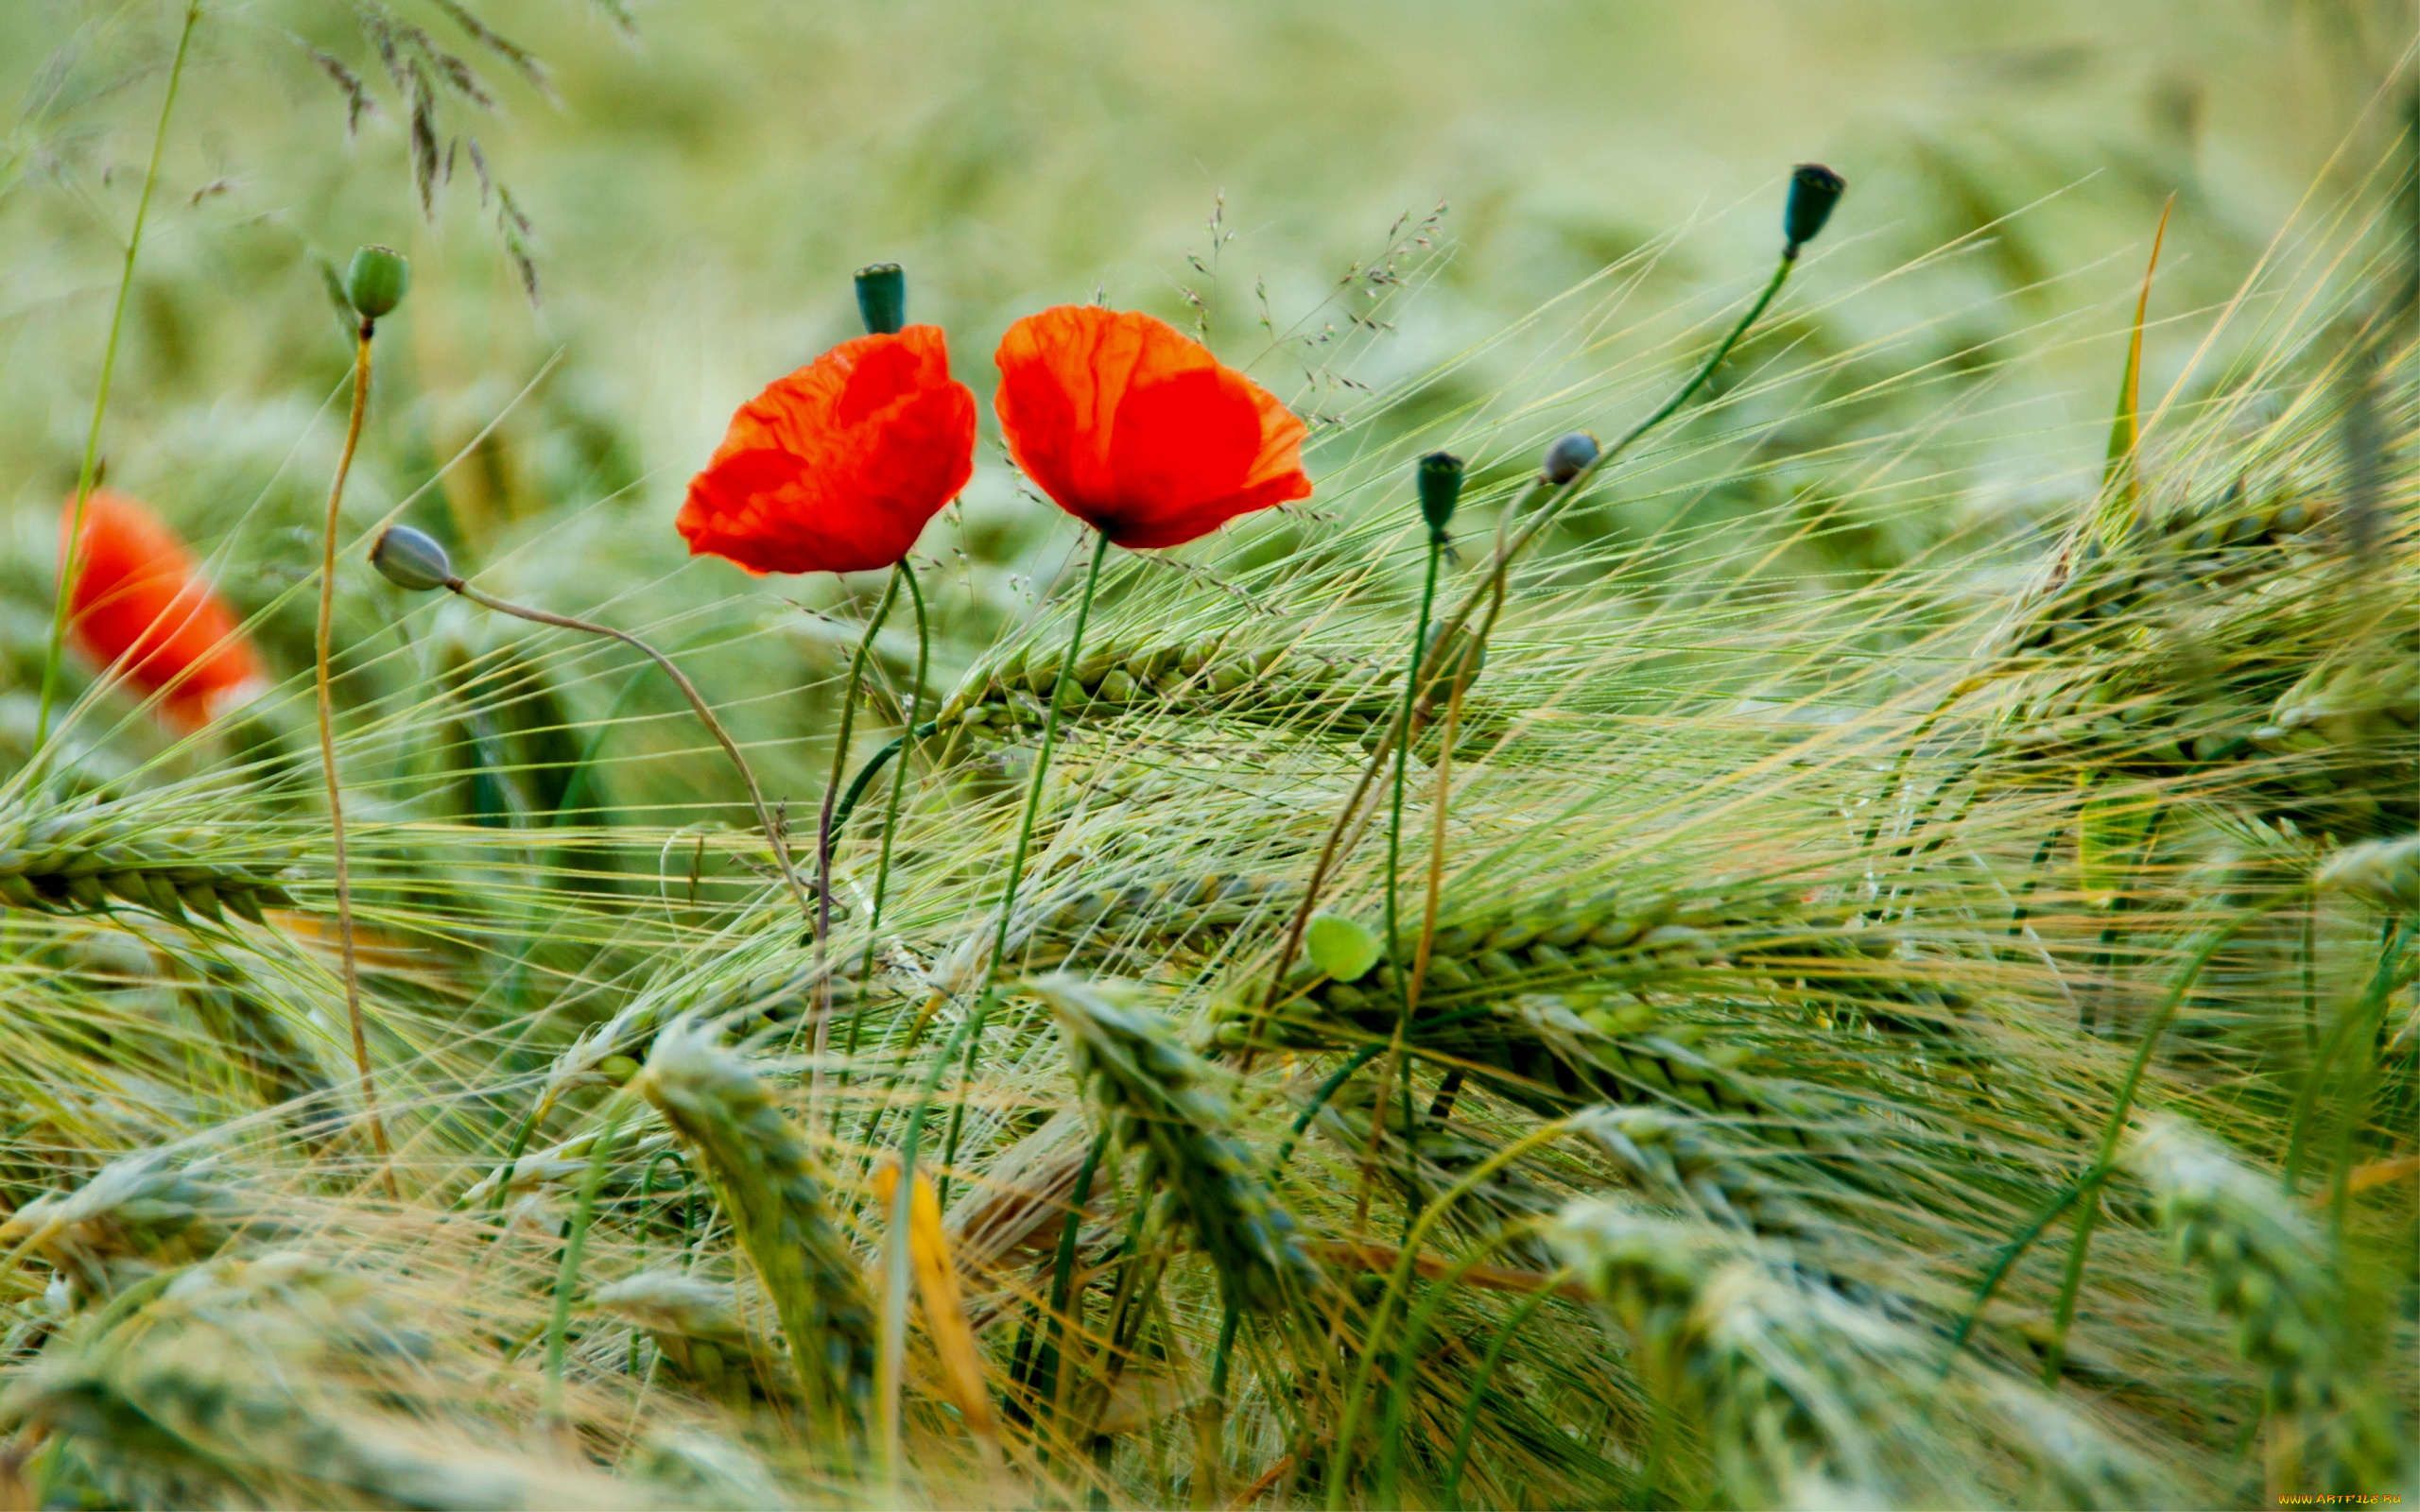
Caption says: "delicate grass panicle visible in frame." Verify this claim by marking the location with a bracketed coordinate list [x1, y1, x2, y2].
[633, 1018, 876, 1429]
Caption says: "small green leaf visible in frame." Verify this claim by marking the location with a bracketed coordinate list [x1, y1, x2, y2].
[1306, 912, 1382, 982]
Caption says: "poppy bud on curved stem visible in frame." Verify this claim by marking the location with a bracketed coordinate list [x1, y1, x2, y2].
[856, 263, 908, 335]
[369, 524, 458, 592]
[344, 245, 410, 323]
[1543, 431, 1600, 486]
[1784, 164, 1845, 257]
[1417, 451, 1464, 541]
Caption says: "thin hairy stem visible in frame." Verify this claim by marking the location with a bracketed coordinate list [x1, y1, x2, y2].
[317, 324, 393, 1197]
[544, 1092, 633, 1419]
[1357, 532, 1443, 1232]
[446, 582, 813, 928]
[848, 562, 929, 1065]
[1328, 1117, 1580, 1505]
[2040, 904, 2274, 1385]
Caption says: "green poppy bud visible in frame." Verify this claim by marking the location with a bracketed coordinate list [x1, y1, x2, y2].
[1543, 430, 1599, 485]
[1417, 450, 1464, 540]
[1784, 163, 1845, 252]
[369, 524, 455, 592]
[856, 263, 907, 335]
[344, 245, 411, 320]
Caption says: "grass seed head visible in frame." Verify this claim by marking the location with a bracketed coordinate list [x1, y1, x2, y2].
[633, 1016, 876, 1423]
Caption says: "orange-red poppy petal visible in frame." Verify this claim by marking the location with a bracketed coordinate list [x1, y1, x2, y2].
[994, 306, 1310, 550]
[680, 324, 977, 576]
[63, 490, 264, 729]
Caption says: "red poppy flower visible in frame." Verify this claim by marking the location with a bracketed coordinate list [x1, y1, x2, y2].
[62, 490, 265, 729]
[679, 325, 977, 575]
[993, 306, 1312, 550]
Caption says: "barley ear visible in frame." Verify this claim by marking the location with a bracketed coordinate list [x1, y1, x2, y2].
[634, 1016, 876, 1439]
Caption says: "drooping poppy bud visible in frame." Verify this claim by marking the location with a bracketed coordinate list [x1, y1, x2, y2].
[856, 263, 907, 336]
[680, 325, 977, 576]
[1417, 451, 1463, 540]
[993, 305, 1312, 550]
[370, 524, 456, 591]
[62, 490, 265, 729]
[344, 245, 411, 320]
[1784, 164, 1845, 253]
[1543, 431, 1600, 485]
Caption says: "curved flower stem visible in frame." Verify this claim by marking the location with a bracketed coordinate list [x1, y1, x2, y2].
[840, 563, 929, 1111]
[868, 534, 1115, 1452]
[1326, 1116, 1580, 1506]
[444, 581, 814, 930]
[1258, 249, 1799, 1024]
[1357, 533, 1443, 1232]
[852, 560, 924, 1030]
[33, 0, 201, 759]
[1269, 1043, 1388, 1177]
[317, 322, 394, 1199]
[1415, 642, 1479, 1128]
[934, 530, 1114, 1206]
[808, 568, 903, 1113]
[2038, 903, 2273, 1387]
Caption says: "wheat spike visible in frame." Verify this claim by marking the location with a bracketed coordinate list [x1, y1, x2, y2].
[1032, 973, 1314, 1311]
[632, 1016, 876, 1431]
[2124, 1114, 2406, 1492]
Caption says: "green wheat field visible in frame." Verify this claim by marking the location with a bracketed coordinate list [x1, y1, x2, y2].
[0, 2, 2413, 1507]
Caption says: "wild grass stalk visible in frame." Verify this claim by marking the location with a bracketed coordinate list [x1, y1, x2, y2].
[30, 0, 200, 759]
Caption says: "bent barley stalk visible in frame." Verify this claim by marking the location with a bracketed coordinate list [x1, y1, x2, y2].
[314, 297, 391, 1196]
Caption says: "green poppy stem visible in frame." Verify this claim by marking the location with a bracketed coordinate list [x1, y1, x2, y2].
[934, 529, 1114, 1207]
[544, 1091, 634, 1420]
[1357, 532, 1443, 1230]
[808, 568, 903, 1112]
[1258, 249, 1799, 1020]
[1327, 1117, 1581, 1506]
[871, 531, 1115, 1455]
[33, 0, 200, 759]
[856, 563, 928, 1004]
[834, 561, 929, 1133]
[317, 322, 394, 1200]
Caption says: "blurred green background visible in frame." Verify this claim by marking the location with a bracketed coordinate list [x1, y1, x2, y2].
[0, 0, 2409, 809]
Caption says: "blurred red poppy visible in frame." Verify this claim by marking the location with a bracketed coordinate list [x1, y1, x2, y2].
[63, 490, 265, 729]
[993, 306, 1311, 550]
[679, 325, 977, 575]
